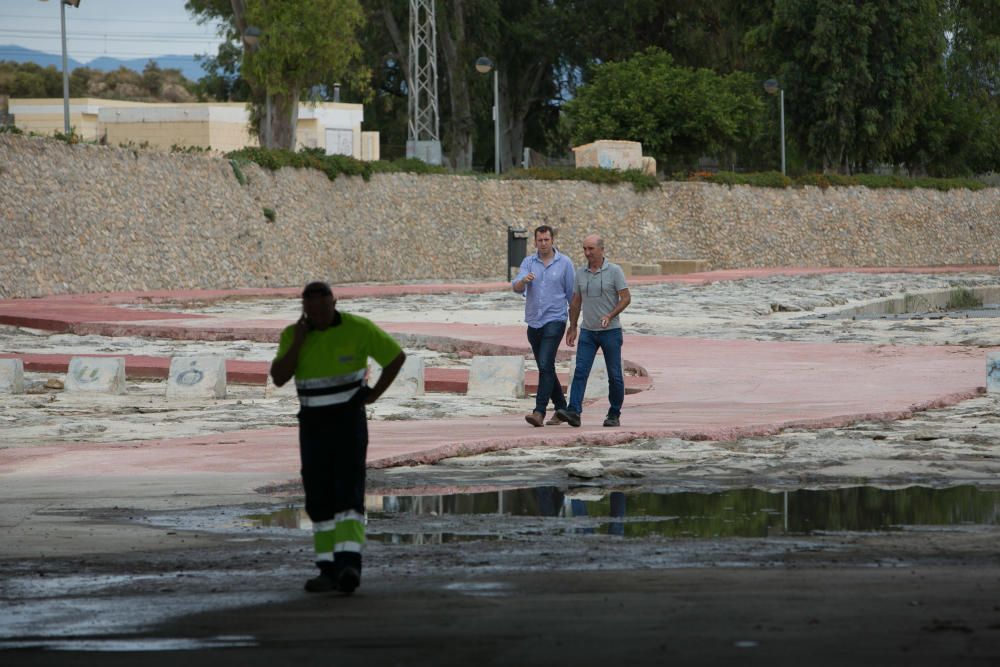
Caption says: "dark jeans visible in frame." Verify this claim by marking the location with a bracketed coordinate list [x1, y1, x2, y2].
[526, 319, 568, 416]
[568, 327, 624, 418]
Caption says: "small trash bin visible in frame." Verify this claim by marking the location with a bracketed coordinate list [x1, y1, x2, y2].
[507, 227, 529, 281]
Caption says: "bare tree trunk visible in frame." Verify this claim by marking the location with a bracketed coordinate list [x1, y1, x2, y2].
[437, 0, 473, 170]
[381, 1, 412, 99]
[500, 62, 549, 170]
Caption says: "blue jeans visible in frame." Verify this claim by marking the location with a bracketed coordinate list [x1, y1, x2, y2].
[526, 319, 567, 416]
[568, 327, 624, 418]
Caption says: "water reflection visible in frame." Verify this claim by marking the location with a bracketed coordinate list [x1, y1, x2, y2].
[242, 485, 1000, 540]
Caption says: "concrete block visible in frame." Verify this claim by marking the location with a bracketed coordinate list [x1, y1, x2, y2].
[167, 356, 227, 399]
[573, 140, 645, 170]
[265, 375, 297, 398]
[369, 355, 425, 397]
[65, 357, 126, 394]
[572, 352, 609, 399]
[657, 259, 710, 275]
[631, 263, 661, 276]
[467, 355, 525, 398]
[988, 352, 1000, 394]
[617, 261, 633, 278]
[0, 358, 25, 394]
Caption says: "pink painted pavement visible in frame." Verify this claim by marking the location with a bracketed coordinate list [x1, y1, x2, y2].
[1, 265, 996, 484]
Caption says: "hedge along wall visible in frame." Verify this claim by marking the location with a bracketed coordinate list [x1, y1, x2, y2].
[1, 134, 998, 299]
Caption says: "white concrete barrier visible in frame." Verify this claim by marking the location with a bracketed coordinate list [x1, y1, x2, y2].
[265, 375, 297, 398]
[0, 359, 25, 394]
[468, 355, 525, 398]
[369, 355, 425, 397]
[988, 352, 1000, 394]
[65, 357, 127, 394]
[571, 352, 609, 399]
[167, 356, 227, 399]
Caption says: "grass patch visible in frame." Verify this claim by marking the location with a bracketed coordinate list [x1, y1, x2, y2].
[945, 287, 983, 310]
[262, 206, 276, 223]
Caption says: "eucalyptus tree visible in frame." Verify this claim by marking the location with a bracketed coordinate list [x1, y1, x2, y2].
[748, 0, 945, 173]
[186, 0, 366, 150]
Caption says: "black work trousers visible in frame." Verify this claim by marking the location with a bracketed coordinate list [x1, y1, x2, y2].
[298, 397, 369, 525]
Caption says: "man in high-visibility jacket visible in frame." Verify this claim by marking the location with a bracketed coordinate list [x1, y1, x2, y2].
[271, 281, 405, 594]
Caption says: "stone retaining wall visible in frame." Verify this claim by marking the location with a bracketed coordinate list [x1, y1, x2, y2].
[2, 134, 998, 298]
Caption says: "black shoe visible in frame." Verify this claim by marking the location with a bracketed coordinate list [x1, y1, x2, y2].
[304, 572, 337, 593]
[555, 408, 581, 427]
[603, 415, 620, 427]
[337, 566, 361, 594]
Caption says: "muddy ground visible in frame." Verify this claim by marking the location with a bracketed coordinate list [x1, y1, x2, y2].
[2, 271, 1000, 664]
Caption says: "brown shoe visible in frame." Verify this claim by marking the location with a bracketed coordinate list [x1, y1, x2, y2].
[524, 412, 544, 427]
[545, 414, 562, 425]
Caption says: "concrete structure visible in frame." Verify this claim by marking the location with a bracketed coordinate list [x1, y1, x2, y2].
[988, 352, 1000, 394]
[467, 356, 525, 398]
[370, 355, 425, 397]
[167, 356, 227, 400]
[573, 140, 656, 175]
[659, 259, 710, 274]
[572, 352, 609, 399]
[7, 98, 146, 142]
[8, 98, 376, 157]
[0, 358, 24, 394]
[64, 357, 126, 394]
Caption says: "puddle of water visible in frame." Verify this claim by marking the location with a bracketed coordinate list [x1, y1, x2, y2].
[0, 635, 257, 652]
[243, 485, 1000, 539]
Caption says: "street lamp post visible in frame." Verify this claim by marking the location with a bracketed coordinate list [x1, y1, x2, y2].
[763, 78, 785, 176]
[242, 25, 272, 149]
[475, 56, 500, 174]
[41, 0, 81, 135]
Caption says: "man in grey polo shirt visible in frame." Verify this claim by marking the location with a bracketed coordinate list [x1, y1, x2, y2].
[555, 234, 631, 427]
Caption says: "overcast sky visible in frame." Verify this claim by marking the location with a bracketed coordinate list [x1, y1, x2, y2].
[0, 0, 226, 63]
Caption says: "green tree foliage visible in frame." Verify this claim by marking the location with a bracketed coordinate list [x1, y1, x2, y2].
[187, 0, 366, 149]
[895, 0, 1000, 174]
[0, 61, 195, 103]
[0, 61, 63, 98]
[748, 0, 945, 174]
[563, 48, 764, 171]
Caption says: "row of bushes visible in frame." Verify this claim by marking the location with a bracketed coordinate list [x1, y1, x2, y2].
[228, 147, 988, 192]
[690, 170, 988, 192]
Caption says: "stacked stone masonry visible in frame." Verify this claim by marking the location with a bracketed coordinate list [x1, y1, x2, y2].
[1, 134, 998, 298]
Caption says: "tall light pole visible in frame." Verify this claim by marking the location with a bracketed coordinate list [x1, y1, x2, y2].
[475, 56, 500, 174]
[40, 0, 81, 135]
[242, 25, 272, 149]
[764, 78, 785, 176]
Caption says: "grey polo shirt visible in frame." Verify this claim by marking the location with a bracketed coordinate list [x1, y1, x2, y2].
[574, 259, 628, 331]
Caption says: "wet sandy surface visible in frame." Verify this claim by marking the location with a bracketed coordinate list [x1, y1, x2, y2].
[2, 269, 1000, 663]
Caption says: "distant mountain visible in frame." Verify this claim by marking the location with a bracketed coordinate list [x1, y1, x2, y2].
[0, 45, 210, 83]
